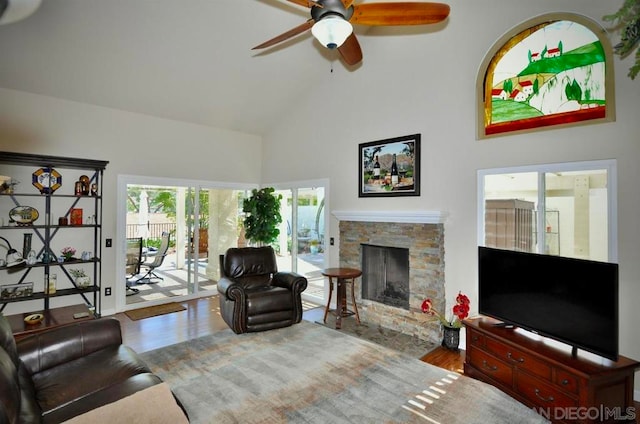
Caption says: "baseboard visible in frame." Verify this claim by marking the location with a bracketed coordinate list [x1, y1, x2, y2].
[100, 307, 116, 317]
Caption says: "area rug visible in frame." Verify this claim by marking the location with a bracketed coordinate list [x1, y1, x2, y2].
[140, 321, 548, 424]
[124, 302, 186, 321]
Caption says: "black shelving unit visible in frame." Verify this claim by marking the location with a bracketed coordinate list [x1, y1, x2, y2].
[0, 152, 108, 316]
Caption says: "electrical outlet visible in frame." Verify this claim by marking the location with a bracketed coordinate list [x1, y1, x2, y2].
[330, 237, 335, 246]
[105, 238, 112, 247]
[105, 287, 112, 296]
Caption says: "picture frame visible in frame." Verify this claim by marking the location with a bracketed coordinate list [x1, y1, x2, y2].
[359, 134, 420, 197]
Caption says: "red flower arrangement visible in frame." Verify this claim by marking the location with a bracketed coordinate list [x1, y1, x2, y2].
[421, 291, 471, 328]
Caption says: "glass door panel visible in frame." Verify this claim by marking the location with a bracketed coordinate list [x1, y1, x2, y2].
[273, 186, 326, 306]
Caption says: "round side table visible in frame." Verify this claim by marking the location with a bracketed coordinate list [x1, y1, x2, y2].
[321, 267, 362, 329]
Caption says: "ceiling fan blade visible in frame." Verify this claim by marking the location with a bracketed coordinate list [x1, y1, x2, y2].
[252, 19, 315, 50]
[350, 2, 450, 26]
[338, 32, 363, 66]
[286, 0, 320, 8]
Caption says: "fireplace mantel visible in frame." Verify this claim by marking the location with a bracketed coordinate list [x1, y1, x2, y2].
[332, 210, 448, 224]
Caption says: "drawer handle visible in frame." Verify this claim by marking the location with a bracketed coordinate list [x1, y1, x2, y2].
[534, 388, 555, 403]
[481, 360, 498, 372]
[472, 335, 479, 342]
[561, 379, 569, 385]
[507, 352, 525, 363]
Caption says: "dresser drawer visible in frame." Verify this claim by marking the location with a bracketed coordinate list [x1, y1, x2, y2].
[467, 328, 485, 348]
[468, 349, 513, 388]
[516, 371, 578, 409]
[485, 337, 551, 380]
[554, 369, 579, 394]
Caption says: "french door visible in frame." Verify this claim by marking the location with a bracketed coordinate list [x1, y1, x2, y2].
[272, 180, 329, 306]
[118, 175, 253, 310]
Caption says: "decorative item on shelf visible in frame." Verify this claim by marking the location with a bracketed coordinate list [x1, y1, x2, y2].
[26, 250, 37, 265]
[22, 233, 32, 259]
[23, 313, 44, 325]
[79, 175, 90, 195]
[74, 181, 83, 196]
[90, 183, 98, 196]
[0, 236, 26, 268]
[9, 205, 39, 226]
[69, 269, 91, 289]
[45, 274, 56, 294]
[70, 208, 83, 225]
[60, 246, 76, 261]
[0, 282, 34, 300]
[0, 175, 11, 193]
[32, 167, 62, 194]
[0, 176, 19, 194]
[39, 251, 53, 264]
[80, 251, 92, 261]
[58, 216, 68, 226]
[421, 291, 471, 351]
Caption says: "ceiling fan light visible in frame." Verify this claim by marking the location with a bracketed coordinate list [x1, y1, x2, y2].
[311, 15, 353, 49]
[0, 0, 42, 25]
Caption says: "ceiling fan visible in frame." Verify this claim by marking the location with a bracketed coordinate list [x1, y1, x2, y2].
[252, 0, 450, 66]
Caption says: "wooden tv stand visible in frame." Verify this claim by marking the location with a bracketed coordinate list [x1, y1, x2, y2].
[464, 317, 639, 424]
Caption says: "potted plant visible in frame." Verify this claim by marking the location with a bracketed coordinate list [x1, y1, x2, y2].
[421, 292, 470, 350]
[69, 269, 91, 289]
[60, 246, 76, 261]
[242, 187, 282, 246]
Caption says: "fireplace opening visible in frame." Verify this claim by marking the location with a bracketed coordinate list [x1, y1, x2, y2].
[361, 244, 410, 310]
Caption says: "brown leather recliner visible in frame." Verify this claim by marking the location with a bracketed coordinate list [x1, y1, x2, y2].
[217, 246, 308, 334]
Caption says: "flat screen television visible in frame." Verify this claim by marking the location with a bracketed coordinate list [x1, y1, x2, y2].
[478, 246, 619, 361]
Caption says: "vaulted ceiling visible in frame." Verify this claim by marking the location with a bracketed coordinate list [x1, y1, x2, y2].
[0, 0, 444, 136]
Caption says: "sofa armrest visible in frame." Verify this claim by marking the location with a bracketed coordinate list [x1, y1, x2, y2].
[17, 318, 123, 375]
[272, 272, 308, 294]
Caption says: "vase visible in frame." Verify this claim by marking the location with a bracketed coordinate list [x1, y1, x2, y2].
[75, 276, 91, 289]
[441, 325, 460, 351]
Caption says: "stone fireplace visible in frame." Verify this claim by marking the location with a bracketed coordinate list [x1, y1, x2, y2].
[334, 211, 447, 343]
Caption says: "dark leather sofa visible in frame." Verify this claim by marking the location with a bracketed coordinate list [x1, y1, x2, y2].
[217, 246, 308, 334]
[0, 315, 186, 423]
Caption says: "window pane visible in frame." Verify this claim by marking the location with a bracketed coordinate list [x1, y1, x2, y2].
[544, 170, 608, 261]
[484, 172, 537, 252]
[481, 164, 610, 261]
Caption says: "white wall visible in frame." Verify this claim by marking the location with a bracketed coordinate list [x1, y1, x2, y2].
[260, 0, 640, 388]
[0, 88, 262, 313]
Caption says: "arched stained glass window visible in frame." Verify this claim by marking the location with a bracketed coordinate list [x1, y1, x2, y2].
[477, 13, 615, 139]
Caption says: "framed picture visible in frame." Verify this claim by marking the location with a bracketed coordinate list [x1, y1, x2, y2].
[359, 134, 420, 197]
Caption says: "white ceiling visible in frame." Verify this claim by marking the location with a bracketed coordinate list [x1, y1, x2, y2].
[0, 0, 430, 137]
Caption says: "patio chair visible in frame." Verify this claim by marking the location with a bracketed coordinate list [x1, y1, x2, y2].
[136, 232, 171, 284]
[125, 237, 143, 295]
